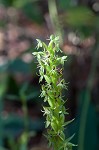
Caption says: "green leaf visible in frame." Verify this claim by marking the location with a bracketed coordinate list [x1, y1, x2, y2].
[8, 58, 32, 74]
[27, 92, 40, 100]
[46, 66, 51, 72]
[59, 132, 65, 141]
[22, 2, 43, 24]
[46, 119, 50, 128]
[66, 134, 75, 143]
[64, 119, 75, 127]
[47, 91, 54, 99]
[51, 120, 58, 132]
[20, 82, 29, 94]
[44, 75, 51, 84]
[62, 6, 95, 27]
[48, 97, 55, 108]
[13, 0, 32, 8]
[58, 0, 73, 10]
[60, 114, 65, 124]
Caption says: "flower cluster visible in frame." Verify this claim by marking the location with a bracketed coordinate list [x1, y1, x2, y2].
[33, 35, 74, 150]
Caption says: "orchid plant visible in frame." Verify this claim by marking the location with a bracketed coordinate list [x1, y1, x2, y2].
[33, 35, 75, 150]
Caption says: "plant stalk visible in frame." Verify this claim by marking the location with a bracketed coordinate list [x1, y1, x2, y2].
[48, 0, 63, 45]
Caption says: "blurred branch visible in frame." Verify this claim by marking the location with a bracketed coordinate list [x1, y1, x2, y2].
[0, 73, 8, 146]
[48, 0, 63, 45]
[0, 96, 3, 146]
[18, 82, 34, 150]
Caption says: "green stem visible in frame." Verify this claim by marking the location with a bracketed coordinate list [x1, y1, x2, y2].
[78, 35, 99, 150]
[21, 96, 28, 132]
[21, 94, 29, 150]
[48, 0, 63, 44]
[0, 96, 3, 146]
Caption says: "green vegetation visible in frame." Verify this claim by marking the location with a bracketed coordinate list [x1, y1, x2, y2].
[33, 35, 75, 150]
[0, 0, 99, 150]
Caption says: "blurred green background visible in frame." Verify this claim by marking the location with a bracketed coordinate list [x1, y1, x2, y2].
[0, 0, 99, 150]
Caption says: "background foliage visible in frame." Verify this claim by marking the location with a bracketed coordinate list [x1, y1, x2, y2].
[0, 0, 99, 150]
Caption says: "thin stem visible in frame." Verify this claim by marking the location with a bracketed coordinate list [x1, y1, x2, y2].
[0, 96, 3, 146]
[48, 0, 63, 45]
[21, 95, 29, 132]
[20, 94, 29, 150]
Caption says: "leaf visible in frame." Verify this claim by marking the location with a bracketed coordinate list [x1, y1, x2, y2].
[46, 119, 50, 128]
[59, 132, 65, 141]
[65, 134, 75, 143]
[20, 82, 29, 94]
[47, 91, 54, 99]
[60, 113, 65, 124]
[0, 73, 7, 97]
[63, 6, 95, 27]
[48, 97, 55, 108]
[13, 0, 34, 8]
[58, 0, 73, 10]
[26, 91, 40, 100]
[51, 120, 58, 132]
[44, 75, 51, 84]
[8, 58, 32, 74]
[46, 66, 51, 72]
[63, 119, 75, 127]
[13, 1, 43, 23]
